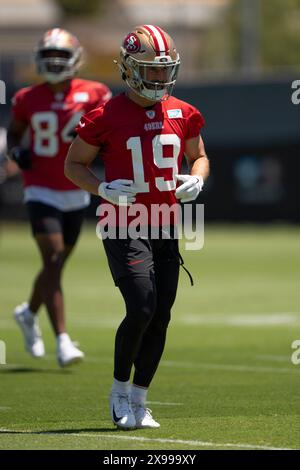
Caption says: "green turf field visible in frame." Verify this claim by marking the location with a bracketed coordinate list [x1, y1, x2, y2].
[0, 222, 300, 450]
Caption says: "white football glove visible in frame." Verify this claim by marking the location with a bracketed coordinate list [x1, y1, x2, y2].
[98, 179, 137, 206]
[175, 174, 204, 203]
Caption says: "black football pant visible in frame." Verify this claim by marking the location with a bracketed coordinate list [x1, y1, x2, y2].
[105, 238, 180, 388]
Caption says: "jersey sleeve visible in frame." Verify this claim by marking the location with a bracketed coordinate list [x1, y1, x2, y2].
[11, 89, 28, 122]
[76, 107, 105, 147]
[90, 83, 112, 109]
[185, 108, 205, 140]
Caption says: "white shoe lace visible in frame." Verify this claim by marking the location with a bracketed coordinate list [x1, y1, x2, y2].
[132, 404, 160, 428]
[133, 403, 153, 419]
[114, 393, 132, 416]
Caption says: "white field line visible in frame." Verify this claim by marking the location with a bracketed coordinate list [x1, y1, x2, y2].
[255, 355, 290, 363]
[1, 312, 300, 331]
[3, 356, 298, 375]
[146, 401, 183, 406]
[0, 428, 293, 450]
[161, 360, 299, 375]
[67, 312, 300, 328]
[180, 313, 300, 327]
[0, 407, 11, 411]
[83, 356, 299, 375]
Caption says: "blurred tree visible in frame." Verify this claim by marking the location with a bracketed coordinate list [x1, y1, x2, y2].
[230, 0, 300, 69]
[261, 0, 300, 67]
[55, 0, 104, 16]
[198, 0, 300, 74]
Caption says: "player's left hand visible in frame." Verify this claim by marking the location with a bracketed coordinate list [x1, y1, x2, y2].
[175, 174, 204, 203]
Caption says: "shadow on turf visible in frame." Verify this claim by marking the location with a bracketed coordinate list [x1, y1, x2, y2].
[0, 428, 120, 434]
[0, 367, 72, 374]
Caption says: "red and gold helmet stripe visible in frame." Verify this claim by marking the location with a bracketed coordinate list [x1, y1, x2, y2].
[143, 24, 170, 56]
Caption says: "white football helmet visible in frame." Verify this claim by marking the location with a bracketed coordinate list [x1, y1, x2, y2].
[35, 28, 83, 84]
[116, 25, 180, 102]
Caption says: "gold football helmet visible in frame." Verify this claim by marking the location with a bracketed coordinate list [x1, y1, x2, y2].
[116, 25, 180, 102]
[35, 28, 83, 84]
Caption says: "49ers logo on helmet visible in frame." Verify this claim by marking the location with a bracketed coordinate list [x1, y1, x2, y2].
[123, 33, 141, 53]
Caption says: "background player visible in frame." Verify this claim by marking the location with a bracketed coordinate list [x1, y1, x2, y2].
[7, 28, 112, 367]
[65, 25, 209, 426]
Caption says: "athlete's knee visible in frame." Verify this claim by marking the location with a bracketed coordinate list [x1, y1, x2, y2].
[129, 302, 156, 330]
[125, 288, 157, 329]
[151, 308, 171, 332]
[42, 252, 64, 280]
[116, 302, 156, 346]
[118, 275, 157, 329]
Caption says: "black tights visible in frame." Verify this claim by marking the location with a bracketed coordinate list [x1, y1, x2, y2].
[114, 260, 179, 388]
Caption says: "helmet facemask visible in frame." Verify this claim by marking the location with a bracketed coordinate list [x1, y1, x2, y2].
[123, 54, 180, 101]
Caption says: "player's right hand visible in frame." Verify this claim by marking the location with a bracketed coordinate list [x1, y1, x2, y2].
[10, 147, 32, 170]
[98, 179, 137, 206]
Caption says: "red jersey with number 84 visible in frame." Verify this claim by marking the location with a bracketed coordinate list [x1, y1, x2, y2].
[12, 78, 112, 190]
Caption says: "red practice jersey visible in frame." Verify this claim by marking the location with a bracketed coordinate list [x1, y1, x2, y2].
[77, 93, 205, 224]
[12, 78, 112, 190]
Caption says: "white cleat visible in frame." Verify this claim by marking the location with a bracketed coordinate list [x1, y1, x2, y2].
[132, 404, 160, 429]
[14, 302, 45, 358]
[110, 392, 136, 430]
[57, 337, 84, 367]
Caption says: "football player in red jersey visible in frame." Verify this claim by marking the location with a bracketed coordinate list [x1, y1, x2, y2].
[65, 25, 209, 427]
[7, 28, 112, 367]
